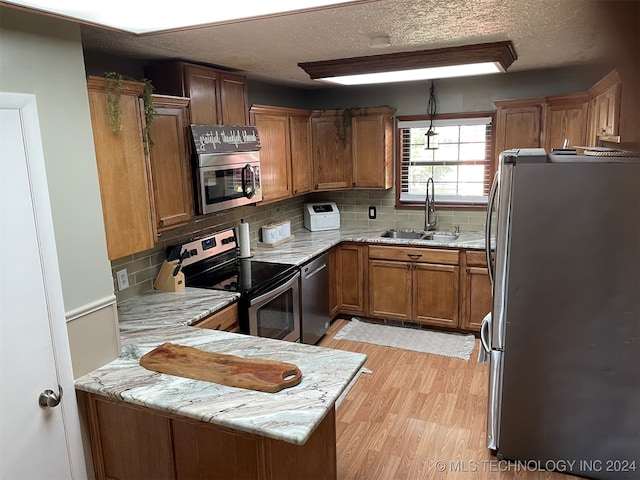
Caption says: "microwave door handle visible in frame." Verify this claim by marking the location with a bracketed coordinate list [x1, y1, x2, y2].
[242, 164, 255, 199]
[485, 172, 499, 287]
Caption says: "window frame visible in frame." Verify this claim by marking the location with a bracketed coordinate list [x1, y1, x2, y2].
[394, 111, 497, 209]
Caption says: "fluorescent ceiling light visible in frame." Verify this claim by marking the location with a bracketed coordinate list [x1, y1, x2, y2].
[300, 41, 517, 85]
[3, 0, 364, 34]
[319, 62, 503, 85]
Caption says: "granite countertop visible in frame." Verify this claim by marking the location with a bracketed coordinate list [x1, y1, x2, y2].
[74, 226, 486, 446]
[75, 324, 366, 445]
[251, 226, 488, 266]
[75, 285, 367, 446]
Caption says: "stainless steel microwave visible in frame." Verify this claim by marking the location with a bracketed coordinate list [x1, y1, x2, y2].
[195, 151, 262, 215]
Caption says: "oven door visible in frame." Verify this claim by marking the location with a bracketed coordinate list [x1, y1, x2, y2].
[196, 158, 262, 215]
[247, 271, 300, 342]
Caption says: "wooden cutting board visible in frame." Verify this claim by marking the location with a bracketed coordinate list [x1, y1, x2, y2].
[139, 342, 302, 393]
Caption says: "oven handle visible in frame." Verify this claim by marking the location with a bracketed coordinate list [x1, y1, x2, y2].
[242, 164, 256, 199]
[248, 270, 300, 307]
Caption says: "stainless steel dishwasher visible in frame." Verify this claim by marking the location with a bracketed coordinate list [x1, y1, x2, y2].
[300, 253, 330, 344]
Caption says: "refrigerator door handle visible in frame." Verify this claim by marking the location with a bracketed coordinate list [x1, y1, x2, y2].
[487, 350, 503, 451]
[485, 172, 499, 287]
[480, 312, 492, 355]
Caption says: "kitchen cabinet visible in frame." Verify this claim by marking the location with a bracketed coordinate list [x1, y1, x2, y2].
[460, 251, 492, 332]
[87, 76, 156, 261]
[586, 70, 622, 144]
[335, 243, 366, 315]
[368, 245, 459, 328]
[544, 93, 589, 151]
[145, 62, 249, 126]
[328, 247, 339, 318]
[494, 98, 544, 155]
[351, 110, 393, 189]
[311, 112, 352, 190]
[249, 105, 312, 203]
[311, 107, 393, 191]
[148, 95, 193, 233]
[193, 302, 239, 333]
[82, 393, 337, 480]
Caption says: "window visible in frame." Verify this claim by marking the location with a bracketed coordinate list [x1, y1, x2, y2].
[397, 114, 494, 206]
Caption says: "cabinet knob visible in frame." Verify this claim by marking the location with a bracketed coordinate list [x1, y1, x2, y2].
[159, 219, 164, 226]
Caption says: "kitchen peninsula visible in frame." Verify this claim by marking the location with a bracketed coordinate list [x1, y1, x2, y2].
[75, 287, 367, 480]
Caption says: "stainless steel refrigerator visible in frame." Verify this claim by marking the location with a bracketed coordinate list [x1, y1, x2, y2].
[481, 148, 640, 479]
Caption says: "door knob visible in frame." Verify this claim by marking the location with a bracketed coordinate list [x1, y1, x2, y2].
[39, 385, 63, 408]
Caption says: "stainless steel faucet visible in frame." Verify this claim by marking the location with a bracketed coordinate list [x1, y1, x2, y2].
[425, 177, 437, 231]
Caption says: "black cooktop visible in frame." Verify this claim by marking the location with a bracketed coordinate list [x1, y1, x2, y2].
[183, 258, 296, 296]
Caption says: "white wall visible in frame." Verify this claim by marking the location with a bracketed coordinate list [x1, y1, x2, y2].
[0, 7, 120, 377]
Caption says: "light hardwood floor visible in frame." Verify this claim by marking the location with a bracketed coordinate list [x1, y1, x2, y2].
[320, 319, 578, 480]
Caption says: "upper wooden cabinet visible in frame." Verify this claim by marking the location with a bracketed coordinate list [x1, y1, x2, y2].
[311, 107, 394, 191]
[586, 70, 622, 145]
[544, 93, 589, 151]
[495, 71, 625, 155]
[249, 105, 312, 203]
[148, 95, 193, 233]
[145, 62, 249, 126]
[352, 112, 393, 189]
[311, 112, 352, 190]
[494, 98, 544, 156]
[87, 76, 156, 261]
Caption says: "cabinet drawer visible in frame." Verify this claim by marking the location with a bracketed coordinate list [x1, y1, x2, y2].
[194, 303, 239, 332]
[465, 250, 488, 267]
[368, 245, 459, 265]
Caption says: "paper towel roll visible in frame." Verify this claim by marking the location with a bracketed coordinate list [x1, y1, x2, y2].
[238, 220, 251, 258]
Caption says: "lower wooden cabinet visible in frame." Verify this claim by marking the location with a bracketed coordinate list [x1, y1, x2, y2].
[460, 251, 493, 332]
[328, 247, 339, 318]
[335, 243, 366, 315]
[368, 246, 459, 328]
[413, 263, 459, 328]
[193, 302, 239, 332]
[82, 393, 337, 480]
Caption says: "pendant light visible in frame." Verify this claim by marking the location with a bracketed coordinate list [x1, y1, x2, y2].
[425, 80, 438, 150]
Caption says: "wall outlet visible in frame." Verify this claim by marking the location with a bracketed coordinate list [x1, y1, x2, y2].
[368, 206, 376, 219]
[116, 268, 129, 291]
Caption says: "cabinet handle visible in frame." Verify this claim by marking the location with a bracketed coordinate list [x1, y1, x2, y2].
[407, 253, 422, 259]
[215, 323, 222, 330]
[159, 219, 164, 227]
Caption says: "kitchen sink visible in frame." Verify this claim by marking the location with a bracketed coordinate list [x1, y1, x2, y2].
[381, 229, 430, 240]
[430, 232, 459, 242]
[381, 229, 459, 242]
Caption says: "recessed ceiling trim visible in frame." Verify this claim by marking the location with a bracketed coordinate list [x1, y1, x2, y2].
[299, 41, 517, 80]
[0, 0, 385, 35]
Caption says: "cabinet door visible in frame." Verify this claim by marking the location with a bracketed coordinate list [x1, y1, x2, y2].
[368, 260, 412, 321]
[413, 263, 459, 328]
[495, 105, 542, 155]
[311, 116, 351, 190]
[148, 96, 193, 232]
[184, 64, 220, 125]
[193, 303, 239, 332]
[352, 113, 392, 189]
[337, 244, 365, 314]
[290, 114, 313, 195]
[461, 266, 492, 332]
[328, 247, 339, 318]
[87, 77, 155, 260]
[544, 98, 588, 151]
[219, 71, 249, 126]
[253, 113, 292, 203]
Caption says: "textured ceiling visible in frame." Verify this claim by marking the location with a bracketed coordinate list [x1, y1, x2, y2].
[78, 0, 628, 88]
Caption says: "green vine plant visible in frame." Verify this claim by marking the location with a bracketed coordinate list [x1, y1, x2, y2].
[103, 72, 156, 155]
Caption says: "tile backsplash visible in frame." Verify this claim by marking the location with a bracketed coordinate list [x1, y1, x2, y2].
[111, 187, 486, 303]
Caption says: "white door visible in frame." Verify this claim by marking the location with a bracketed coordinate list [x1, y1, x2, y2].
[0, 93, 87, 479]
